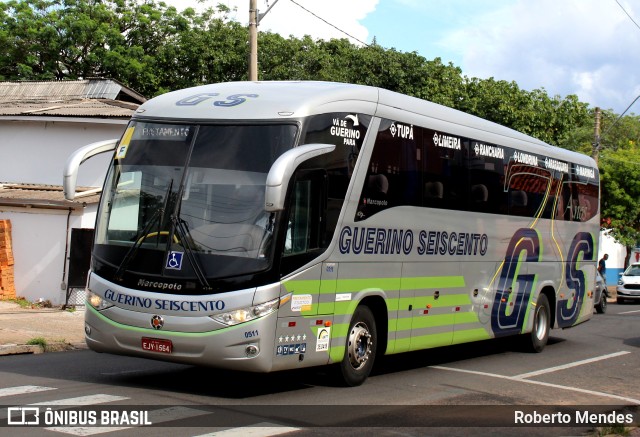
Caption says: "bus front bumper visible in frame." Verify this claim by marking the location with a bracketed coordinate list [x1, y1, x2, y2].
[84, 304, 278, 372]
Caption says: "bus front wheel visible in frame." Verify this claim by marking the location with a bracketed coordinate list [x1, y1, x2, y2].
[339, 305, 377, 386]
[524, 293, 550, 353]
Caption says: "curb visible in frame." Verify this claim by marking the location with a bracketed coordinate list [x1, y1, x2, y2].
[0, 344, 44, 356]
[0, 342, 87, 356]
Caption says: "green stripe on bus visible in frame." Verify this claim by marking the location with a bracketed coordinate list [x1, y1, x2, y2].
[87, 305, 251, 337]
[330, 323, 349, 339]
[388, 332, 454, 352]
[409, 314, 456, 329]
[284, 276, 466, 295]
[329, 345, 346, 362]
[453, 312, 481, 324]
[333, 278, 401, 293]
[400, 276, 466, 289]
[452, 328, 492, 343]
[411, 294, 472, 306]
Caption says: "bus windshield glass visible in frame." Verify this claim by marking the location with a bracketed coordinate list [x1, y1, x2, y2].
[94, 121, 298, 281]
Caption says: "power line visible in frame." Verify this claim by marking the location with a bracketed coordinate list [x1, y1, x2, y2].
[288, 0, 370, 46]
[602, 94, 640, 138]
[615, 0, 640, 32]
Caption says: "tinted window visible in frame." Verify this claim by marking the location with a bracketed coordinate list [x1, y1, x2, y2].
[354, 118, 598, 222]
[423, 129, 466, 210]
[302, 112, 371, 242]
[468, 141, 507, 214]
[356, 119, 421, 221]
[505, 162, 550, 218]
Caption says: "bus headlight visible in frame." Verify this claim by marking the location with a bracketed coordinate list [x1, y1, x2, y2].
[212, 297, 279, 326]
[87, 290, 113, 311]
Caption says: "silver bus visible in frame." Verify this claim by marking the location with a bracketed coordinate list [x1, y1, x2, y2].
[64, 81, 600, 386]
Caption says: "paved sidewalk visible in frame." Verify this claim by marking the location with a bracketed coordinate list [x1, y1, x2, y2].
[0, 300, 86, 355]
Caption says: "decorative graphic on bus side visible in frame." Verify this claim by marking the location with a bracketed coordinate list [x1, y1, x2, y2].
[492, 228, 541, 337]
[558, 232, 595, 328]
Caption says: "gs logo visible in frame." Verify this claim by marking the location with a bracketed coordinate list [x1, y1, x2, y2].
[491, 229, 594, 336]
[176, 93, 258, 107]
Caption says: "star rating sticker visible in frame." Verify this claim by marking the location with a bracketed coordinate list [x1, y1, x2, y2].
[278, 336, 283, 343]
[302, 334, 307, 340]
[297, 335, 301, 341]
[285, 335, 290, 342]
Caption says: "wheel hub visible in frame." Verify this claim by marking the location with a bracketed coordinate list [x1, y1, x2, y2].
[347, 323, 372, 370]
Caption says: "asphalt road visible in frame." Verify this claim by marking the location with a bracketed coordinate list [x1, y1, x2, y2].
[0, 303, 638, 436]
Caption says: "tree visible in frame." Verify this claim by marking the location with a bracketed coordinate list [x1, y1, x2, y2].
[0, 0, 245, 97]
[596, 112, 640, 266]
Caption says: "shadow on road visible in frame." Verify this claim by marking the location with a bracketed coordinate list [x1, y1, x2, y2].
[0, 334, 567, 399]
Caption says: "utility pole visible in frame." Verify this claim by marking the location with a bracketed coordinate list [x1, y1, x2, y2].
[592, 107, 601, 165]
[248, 0, 279, 81]
[249, 0, 258, 81]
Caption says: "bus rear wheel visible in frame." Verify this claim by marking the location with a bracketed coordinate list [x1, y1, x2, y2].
[595, 293, 607, 314]
[524, 293, 550, 353]
[339, 305, 377, 386]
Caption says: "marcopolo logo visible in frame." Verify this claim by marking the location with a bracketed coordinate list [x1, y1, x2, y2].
[137, 279, 182, 291]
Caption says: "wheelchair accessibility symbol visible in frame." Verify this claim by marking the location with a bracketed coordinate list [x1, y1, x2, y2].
[166, 251, 184, 270]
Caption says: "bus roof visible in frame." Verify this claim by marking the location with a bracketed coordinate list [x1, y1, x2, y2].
[134, 81, 595, 168]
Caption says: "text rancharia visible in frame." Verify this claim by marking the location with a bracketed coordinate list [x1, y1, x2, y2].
[475, 142, 505, 159]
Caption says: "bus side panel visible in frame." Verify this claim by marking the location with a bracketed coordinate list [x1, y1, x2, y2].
[327, 262, 401, 362]
[451, 260, 498, 345]
[273, 264, 327, 370]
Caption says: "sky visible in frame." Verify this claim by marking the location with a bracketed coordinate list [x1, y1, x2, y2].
[162, 0, 640, 113]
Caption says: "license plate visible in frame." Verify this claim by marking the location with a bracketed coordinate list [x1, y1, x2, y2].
[141, 337, 172, 354]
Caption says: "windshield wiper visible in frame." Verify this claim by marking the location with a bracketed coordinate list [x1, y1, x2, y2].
[114, 179, 174, 281]
[166, 175, 211, 289]
[171, 216, 211, 290]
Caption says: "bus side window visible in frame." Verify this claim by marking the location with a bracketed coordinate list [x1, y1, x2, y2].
[285, 180, 312, 255]
[281, 170, 328, 273]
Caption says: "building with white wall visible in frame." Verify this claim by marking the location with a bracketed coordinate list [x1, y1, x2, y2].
[599, 231, 640, 285]
[0, 79, 144, 304]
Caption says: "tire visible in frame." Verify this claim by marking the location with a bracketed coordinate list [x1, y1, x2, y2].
[339, 305, 377, 386]
[595, 294, 607, 314]
[524, 293, 550, 353]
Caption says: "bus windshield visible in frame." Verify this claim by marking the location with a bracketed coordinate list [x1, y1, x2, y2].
[94, 121, 298, 283]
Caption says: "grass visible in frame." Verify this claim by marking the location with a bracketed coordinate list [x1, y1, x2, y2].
[9, 297, 31, 308]
[26, 337, 47, 349]
[8, 297, 54, 309]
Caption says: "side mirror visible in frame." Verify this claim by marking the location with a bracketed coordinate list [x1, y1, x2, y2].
[265, 143, 335, 212]
[63, 139, 118, 200]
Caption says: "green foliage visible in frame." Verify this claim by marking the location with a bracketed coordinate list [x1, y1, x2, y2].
[0, 0, 246, 96]
[598, 114, 640, 253]
[0, 0, 593, 141]
[9, 296, 31, 308]
[26, 336, 47, 348]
